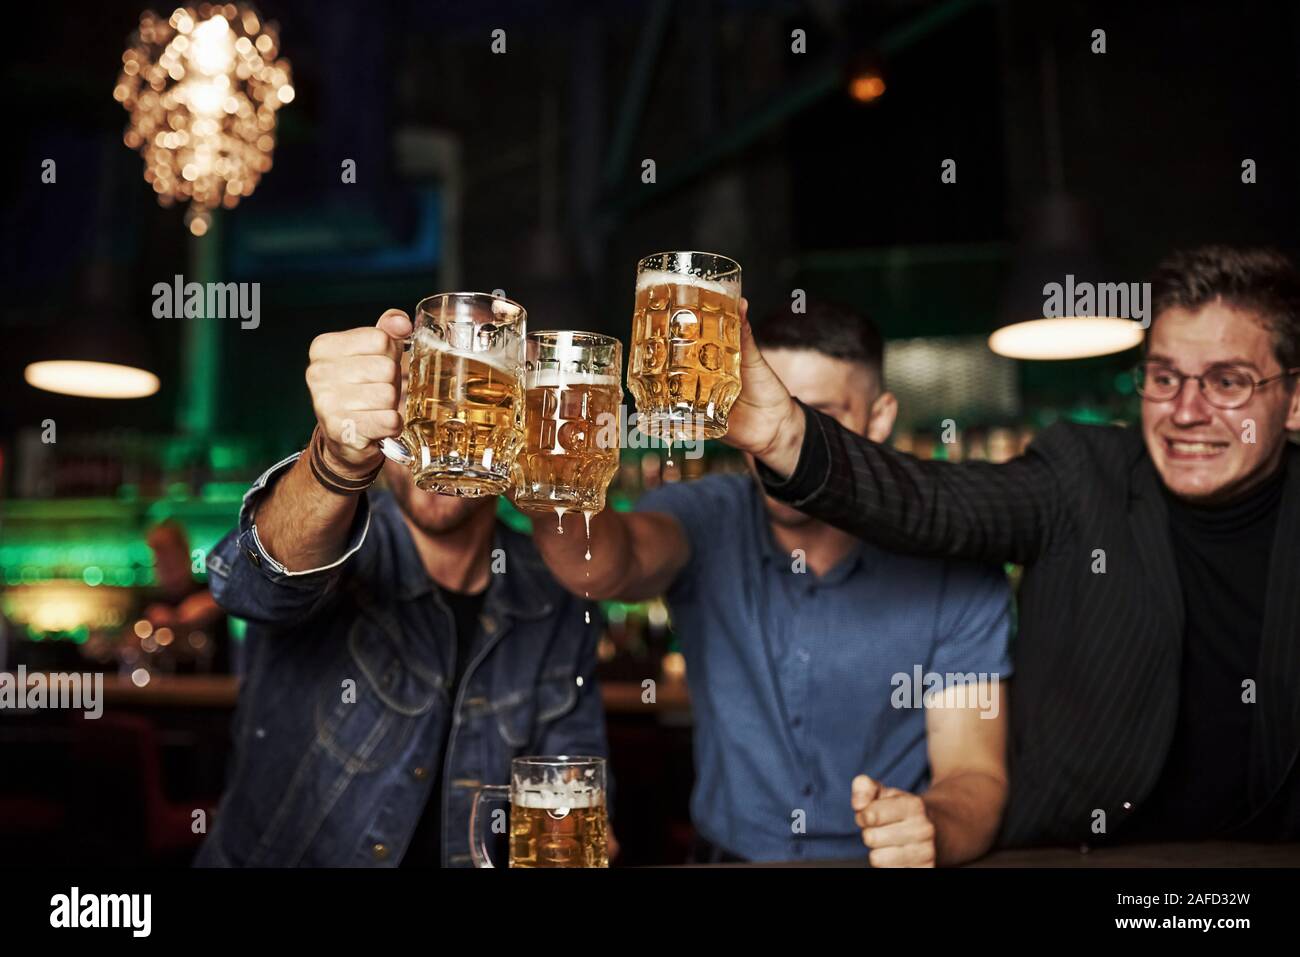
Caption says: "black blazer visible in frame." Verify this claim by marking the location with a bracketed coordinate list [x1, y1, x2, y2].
[761, 405, 1300, 846]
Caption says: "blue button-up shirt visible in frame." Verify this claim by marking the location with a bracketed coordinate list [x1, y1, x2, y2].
[638, 473, 1012, 862]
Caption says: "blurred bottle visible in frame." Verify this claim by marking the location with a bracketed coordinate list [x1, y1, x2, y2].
[988, 427, 1018, 463]
[641, 452, 662, 490]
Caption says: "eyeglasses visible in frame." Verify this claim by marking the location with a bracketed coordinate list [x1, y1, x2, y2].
[1132, 360, 1300, 410]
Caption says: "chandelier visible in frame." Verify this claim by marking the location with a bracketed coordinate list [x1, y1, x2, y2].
[115, 4, 293, 235]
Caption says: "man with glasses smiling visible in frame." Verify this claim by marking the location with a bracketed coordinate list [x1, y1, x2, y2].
[721, 245, 1300, 847]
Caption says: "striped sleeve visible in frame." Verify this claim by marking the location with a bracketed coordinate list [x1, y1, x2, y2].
[757, 401, 1062, 566]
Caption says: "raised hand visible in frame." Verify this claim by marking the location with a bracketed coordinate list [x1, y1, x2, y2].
[719, 298, 806, 476]
[306, 309, 411, 479]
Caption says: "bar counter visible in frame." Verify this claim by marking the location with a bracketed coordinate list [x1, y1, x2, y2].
[685, 842, 1300, 867]
[6, 672, 693, 715]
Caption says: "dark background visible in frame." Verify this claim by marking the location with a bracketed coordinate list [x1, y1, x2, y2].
[5, 0, 1297, 444]
[1, 0, 1298, 866]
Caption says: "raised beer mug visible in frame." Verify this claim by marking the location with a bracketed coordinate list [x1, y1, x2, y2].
[627, 251, 742, 441]
[469, 756, 609, 868]
[511, 331, 623, 516]
[380, 292, 526, 497]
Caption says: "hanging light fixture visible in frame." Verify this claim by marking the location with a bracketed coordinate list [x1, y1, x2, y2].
[991, 44, 1144, 361]
[846, 50, 887, 103]
[991, 194, 1145, 360]
[23, 249, 161, 401]
[25, 361, 160, 400]
[114, 3, 294, 236]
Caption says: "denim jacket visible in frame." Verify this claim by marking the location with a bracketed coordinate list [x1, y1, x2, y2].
[194, 454, 607, 867]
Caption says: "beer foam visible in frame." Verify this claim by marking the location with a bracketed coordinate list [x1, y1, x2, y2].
[413, 327, 519, 377]
[514, 784, 602, 810]
[635, 269, 737, 297]
[525, 369, 621, 389]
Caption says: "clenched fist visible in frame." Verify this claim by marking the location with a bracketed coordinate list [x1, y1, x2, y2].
[718, 298, 806, 476]
[852, 774, 937, 868]
[305, 309, 411, 479]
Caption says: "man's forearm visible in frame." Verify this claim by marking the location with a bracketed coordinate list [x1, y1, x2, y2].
[758, 403, 1058, 567]
[254, 455, 363, 572]
[530, 507, 640, 601]
[922, 771, 1008, 866]
[751, 397, 807, 479]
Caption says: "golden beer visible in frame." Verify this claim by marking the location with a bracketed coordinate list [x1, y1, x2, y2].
[513, 331, 623, 515]
[380, 292, 526, 496]
[628, 252, 742, 441]
[470, 756, 609, 868]
[509, 795, 609, 868]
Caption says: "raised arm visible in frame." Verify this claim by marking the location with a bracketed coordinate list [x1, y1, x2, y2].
[206, 310, 410, 625]
[253, 309, 410, 570]
[722, 314, 1061, 566]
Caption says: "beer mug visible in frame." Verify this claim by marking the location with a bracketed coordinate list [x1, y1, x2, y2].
[511, 331, 622, 516]
[469, 756, 609, 868]
[380, 292, 526, 497]
[627, 251, 742, 441]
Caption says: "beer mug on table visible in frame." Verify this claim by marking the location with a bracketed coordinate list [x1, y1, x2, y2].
[511, 331, 622, 516]
[469, 756, 609, 868]
[380, 291, 526, 496]
[627, 251, 742, 441]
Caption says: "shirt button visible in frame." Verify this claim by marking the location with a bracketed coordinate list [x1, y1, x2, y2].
[480, 614, 496, 633]
[791, 716, 802, 728]
[372, 843, 390, 861]
[803, 784, 814, 797]
[412, 767, 428, 780]
[244, 547, 261, 568]
[792, 843, 804, 855]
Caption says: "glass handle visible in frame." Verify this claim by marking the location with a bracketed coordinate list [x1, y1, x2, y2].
[379, 332, 414, 466]
[378, 436, 413, 467]
[468, 785, 510, 869]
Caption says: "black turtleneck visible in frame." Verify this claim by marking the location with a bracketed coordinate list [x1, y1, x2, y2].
[1123, 460, 1288, 841]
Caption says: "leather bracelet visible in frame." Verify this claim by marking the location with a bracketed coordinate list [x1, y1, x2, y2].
[308, 426, 384, 495]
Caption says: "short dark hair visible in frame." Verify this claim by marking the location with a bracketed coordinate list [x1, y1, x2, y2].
[1150, 245, 1300, 372]
[752, 298, 885, 382]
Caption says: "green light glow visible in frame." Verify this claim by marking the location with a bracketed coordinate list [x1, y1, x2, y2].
[495, 498, 532, 535]
[1, 496, 238, 582]
[201, 482, 252, 502]
[24, 625, 92, 644]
